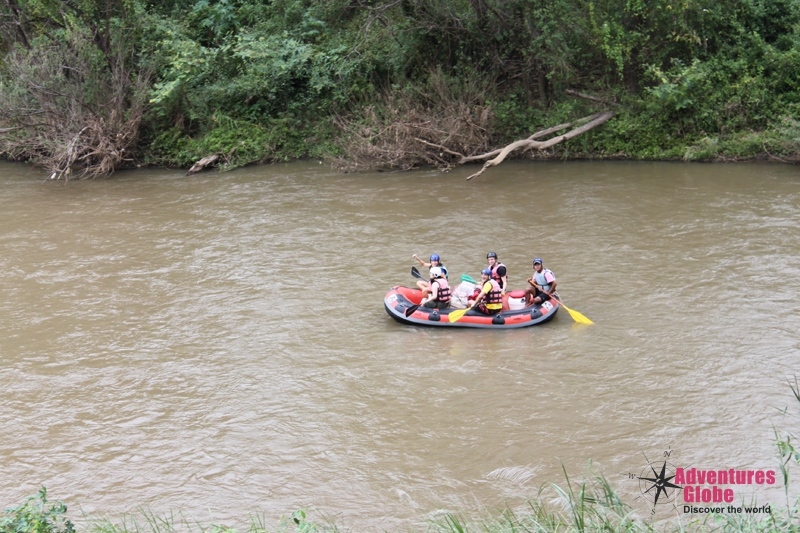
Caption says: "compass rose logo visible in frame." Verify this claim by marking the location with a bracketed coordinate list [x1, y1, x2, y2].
[638, 459, 682, 508]
[622, 449, 685, 515]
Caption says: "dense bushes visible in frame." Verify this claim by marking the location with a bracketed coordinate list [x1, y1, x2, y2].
[1, 0, 799, 175]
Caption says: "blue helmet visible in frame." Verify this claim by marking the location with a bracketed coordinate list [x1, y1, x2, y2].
[430, 254, 440, 261]
[481, 268, 492, 276]
[533, 258, 543, 266]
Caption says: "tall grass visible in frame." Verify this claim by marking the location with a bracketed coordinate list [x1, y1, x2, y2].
[429, 468, 798, 533]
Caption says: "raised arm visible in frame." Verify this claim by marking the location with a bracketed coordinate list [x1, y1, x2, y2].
[412, 254, 432, 268]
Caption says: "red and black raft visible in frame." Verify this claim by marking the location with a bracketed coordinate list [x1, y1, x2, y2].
[383, 286, 559, 329]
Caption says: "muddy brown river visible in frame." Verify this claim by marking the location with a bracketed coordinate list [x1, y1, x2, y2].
[1, 161, 798, 530]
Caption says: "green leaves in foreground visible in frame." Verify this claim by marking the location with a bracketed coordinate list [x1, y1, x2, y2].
[0, 487, 74, 533]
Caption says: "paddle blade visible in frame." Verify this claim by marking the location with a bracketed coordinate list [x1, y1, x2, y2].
[461, 274, 477, 284]
[448, 308, 470, 323]
[411, 267, 423, 279]
[561, 304, 594, 325]
[404, 304, 421, 317]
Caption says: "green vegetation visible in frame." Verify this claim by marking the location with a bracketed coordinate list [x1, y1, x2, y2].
[1, 0, 799, 176]
[2, 468, 798, 533]
[1, 488, 74, 533]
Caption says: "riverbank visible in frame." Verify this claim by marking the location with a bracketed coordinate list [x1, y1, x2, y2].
[3, 127, 799, 179]
[106, 111, 800, 176]
[1, 0, 799, 178]
[4, 470, 797, 533]
[138, 92, 800, 175]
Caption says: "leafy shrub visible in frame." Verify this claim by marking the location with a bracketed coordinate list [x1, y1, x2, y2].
[0, 487, 74, 533]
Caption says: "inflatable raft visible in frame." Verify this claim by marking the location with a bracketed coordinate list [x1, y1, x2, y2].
[384, 286, 559, 329]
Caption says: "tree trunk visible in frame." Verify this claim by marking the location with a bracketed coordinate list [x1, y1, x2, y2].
[538, 70, 549, 106]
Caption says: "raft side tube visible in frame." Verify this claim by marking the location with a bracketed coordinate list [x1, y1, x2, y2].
[384, 286, 559, 329]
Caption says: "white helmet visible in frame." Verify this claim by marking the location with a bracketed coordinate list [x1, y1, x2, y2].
[429, 266, 443, 278]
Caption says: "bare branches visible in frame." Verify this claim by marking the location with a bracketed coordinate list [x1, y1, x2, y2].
[0, 0, 30, 48]
[334, 72, 616, 179]
[456, 119, 586, 165]
[414, 138, 465, 158]
[333, 70, 495, 171]
[464, 111, 614, 180]
[0, 35, 151, 179]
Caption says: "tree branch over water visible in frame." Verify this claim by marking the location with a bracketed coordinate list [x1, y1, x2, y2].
[464, 111, 615, 180]
[335, 73, 615, 177]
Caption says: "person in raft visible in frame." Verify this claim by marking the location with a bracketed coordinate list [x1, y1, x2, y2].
[420, 267, 451, 309]
[468, 268, 503, 315]
[524, 258, 557, 306]
[412, 253, 448, 291]
[486, 252, 508, 292]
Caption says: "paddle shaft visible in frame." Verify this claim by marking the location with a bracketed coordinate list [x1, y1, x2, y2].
[529, 281, 593, 324]
[528, 279, 554, 297]
[529, 280, 563, 305]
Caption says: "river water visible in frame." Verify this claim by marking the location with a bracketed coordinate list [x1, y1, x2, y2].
[1, 161, 798, 530]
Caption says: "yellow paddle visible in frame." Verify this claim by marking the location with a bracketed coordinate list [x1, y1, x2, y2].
[552, 296, 593, 324]
[529, 280, 593, 324]
[448, 305, 473, 323]
[450, 274, 484, 322]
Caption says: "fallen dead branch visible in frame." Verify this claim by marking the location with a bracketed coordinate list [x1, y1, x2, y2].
[456, 115, 603, 165]
[464, 111, 615, 180]
[334, 71, 616, 178]
[187, 154, 220, 175]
